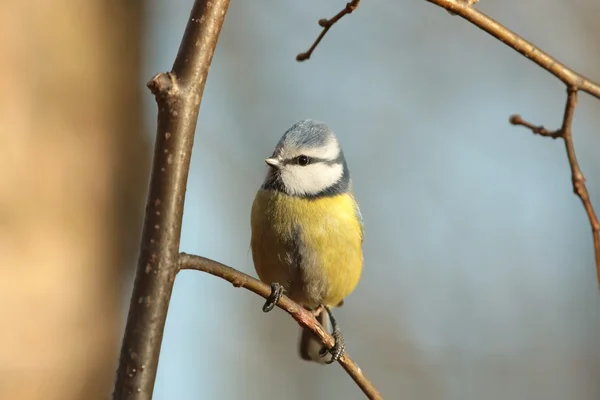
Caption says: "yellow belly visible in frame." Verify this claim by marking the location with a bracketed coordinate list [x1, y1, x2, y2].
[250, 189, 363, 308]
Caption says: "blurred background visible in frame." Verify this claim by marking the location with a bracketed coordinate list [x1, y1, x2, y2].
[2, 0, 600, 399]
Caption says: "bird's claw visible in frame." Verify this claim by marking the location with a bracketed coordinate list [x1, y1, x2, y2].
[319, 327, 346, 364]
[318, 305, 346, 363]
[262, 282, 283, 312]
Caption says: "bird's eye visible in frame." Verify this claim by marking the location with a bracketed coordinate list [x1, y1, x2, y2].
[297, 155, 309, 166]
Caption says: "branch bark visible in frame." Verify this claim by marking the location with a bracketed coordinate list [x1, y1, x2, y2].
[179, 253, 383, 400]
[424, 0, 600, 99]
[113, 1, 230, 399]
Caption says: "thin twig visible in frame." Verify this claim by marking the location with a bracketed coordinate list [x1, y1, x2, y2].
[297, 0, 360, 62]
[424, 0, 600, 99]
[508, 115, 563, 139]
[302, 0, 600, 98]
[510, 88, 600, 287]
[113, 1, 230, 399]
[179, 253, 384, 400]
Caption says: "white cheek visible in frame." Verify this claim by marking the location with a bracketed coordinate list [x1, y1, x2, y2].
[281, 163, 344, 196]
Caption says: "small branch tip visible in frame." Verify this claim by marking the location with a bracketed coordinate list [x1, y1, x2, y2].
[147, 72, 176, 98]
[296, 53, 310, 62]
[509, 113, 562, 139]
[509, 115, 522, 125]
[296, 0, 360, 62]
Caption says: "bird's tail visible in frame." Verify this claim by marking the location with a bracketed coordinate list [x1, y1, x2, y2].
[298, 309, 330, 363]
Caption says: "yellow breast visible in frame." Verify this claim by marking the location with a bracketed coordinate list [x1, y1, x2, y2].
[250, 189, 363, 308]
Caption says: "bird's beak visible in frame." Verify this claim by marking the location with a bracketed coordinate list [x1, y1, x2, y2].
[265, 158, 281, 168]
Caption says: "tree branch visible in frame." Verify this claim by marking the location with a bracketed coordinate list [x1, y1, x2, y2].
[423, 0, 600, 99]
[511, 88, 600, 287]
[297, 0, 360, 62]
[298, 0, 600, 100]
[113, 1, 230, 399]
[179, 253, 383, 400]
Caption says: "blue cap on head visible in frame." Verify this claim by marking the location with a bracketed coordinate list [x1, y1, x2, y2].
[275, 120, 337, 152]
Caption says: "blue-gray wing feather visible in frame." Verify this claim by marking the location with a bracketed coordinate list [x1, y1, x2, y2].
[354, 200, 364, 244]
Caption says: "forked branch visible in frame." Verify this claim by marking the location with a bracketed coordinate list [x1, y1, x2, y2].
[511, 88, 600, 286]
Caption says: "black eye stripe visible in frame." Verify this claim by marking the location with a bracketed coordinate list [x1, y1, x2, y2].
[283, 155, 311, 165]
[281, 155, 339, 166]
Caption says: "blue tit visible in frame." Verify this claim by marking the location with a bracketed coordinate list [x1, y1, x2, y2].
[250, 119, 364, 364]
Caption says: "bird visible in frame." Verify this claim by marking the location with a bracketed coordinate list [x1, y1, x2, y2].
[250, 119, 364, 364]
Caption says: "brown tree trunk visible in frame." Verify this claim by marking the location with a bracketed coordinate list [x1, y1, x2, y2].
[0, 1, 148, 399]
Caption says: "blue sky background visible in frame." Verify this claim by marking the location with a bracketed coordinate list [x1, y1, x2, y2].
[137, 1, 600, 399]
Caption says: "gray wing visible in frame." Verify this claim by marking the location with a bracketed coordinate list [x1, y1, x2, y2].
[354, 198, 364, 244]
[348, 180, 364, 244]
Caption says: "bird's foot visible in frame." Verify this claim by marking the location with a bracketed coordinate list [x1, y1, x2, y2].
[319, 305, 346, 364]
[320, 327, 346, 364]
[262, 282, 284, 312]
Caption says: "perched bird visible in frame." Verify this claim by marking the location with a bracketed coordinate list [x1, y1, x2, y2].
[250, 120, 364, 363]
